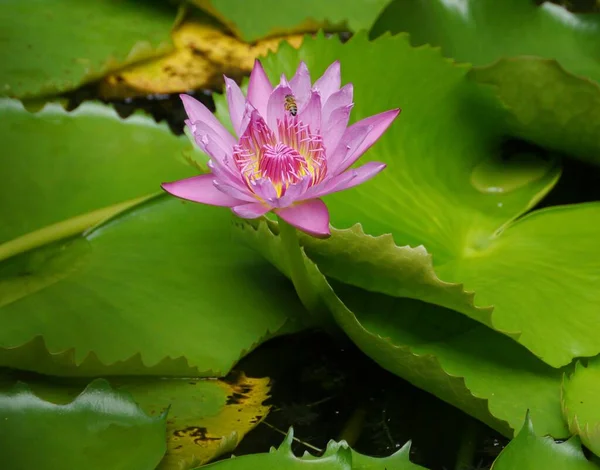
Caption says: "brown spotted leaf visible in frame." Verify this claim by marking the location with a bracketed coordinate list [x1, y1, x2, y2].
[0, 371, 270, 469]
[99, 16, 303, 98]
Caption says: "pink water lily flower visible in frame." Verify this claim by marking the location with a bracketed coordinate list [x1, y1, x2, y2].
[162, 60, 400, 237]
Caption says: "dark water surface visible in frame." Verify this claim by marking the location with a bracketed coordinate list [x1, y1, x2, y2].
[226, 332, 507, 470]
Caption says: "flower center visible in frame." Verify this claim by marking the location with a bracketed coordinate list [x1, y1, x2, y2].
[233, 113, 327, 199]
[259, 143, 308, 195]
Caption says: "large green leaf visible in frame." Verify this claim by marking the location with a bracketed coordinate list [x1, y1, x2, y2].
[0, 100, 305, 376]
[0, 378, 167, 470]
[303, 439, 427, 469]
[198, 429, 351, 469]
[252, 32, 600, 368]
[491, 415, 598, 470]
[0, 99, 194, 244]
[0, 196, 304, 376]
[197, 428, 426, 469]
[190, 0, 391, 42]
[0, 0, 176, 99]
[371, 0, 600, 82]
[235, 220, 568, 438]
[370, 0, 600, 163]
[468, 58, 600, 165]
[0, 371, 271, 469]
[562, 359, 600, 458]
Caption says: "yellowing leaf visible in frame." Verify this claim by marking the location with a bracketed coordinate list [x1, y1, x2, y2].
[0, 371, 270, 470]
[99, 19, 303, 99]
[157, 373, 271, 469]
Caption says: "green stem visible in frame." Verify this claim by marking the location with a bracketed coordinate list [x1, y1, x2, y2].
[454, 417, 480, 470]
[277, 217, 321, 314]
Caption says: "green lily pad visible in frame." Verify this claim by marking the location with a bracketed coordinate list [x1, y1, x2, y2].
[0, 99, 194, 245]
[199, 430, 351, 469]
[0, 378, 167, 470]
[469, 58, 600, 165]
[0, 195, 304, 377]
[196, 428, 425, 469]
[562, 359, 600, 458]
[235, 220, 568, 438]
[0, 371, 271, 469]
[370, 0, 600, 163]
[491, 415, 598, 470]
[190, 0, 392, 42]
[252, 32, 600, 368]
[0, 0, 177, 99]
[371, 0, 600, 82]
[303, 439, 427, 469]
[0, 100, 305, 376]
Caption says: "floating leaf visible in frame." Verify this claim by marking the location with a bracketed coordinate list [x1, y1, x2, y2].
[371, 0, 600, 82]
[190, 0, 392, 42]
[200, 415, 595, 470]
[250, 31, 600, 368]
[235, 220, 568, 438]
[0, 371, 271, 469]
[0, 99, 194, 244]
[469, 58, 600, 165]
[0, 0, 177, 99]
[196, 428, 351, 469]
[562, 359, 600, 458]
[0, 100, 305, 376]
[303, 439, 427, 469]
[491, 415, 598, 469]
[0, 378, 166, 470]
[0, 196, 305, 377]
[371, 0, 600, 163]
[155, 373, 270, 469]
[99, 16, 304, 99]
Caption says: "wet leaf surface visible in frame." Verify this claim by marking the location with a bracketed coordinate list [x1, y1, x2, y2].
[0, 378, 166, 470]
[0, 0, 177, 99]
[0, 370, 270, 469]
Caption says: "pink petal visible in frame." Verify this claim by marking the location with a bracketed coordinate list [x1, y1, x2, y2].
[224, 76, 245, 137]
[247, 60, 273, 119]
[267, 83, 293, 132]
[180, 94, 236, 149]
[279, 73, 291, 87]
[192, 121, 233, 161]
[324, 115, 370, 175]
[322, 84, 353, 127]
[289, 61, 311, 109]
[276, 175, 312, 208]
[250, 177, 278, 203]
[275, 199, 330, 238]
[207, 158, 246, 190]
[162, 174, 243, 207]
[298, 90, 322, 133]
[213, 180, 256, 203]
[323, 104, 353, 156]
[232, 202, 271, 218]
[238, 102, 255, 137]
[313, 61, 341, 103]
[201, 134, 245, 188]
[310, 161, 387, 198]
[336, 109, 401, 172]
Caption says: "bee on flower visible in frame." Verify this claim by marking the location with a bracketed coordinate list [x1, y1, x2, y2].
[283, 94, 298, 116]
[162, 60, 400, 238]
